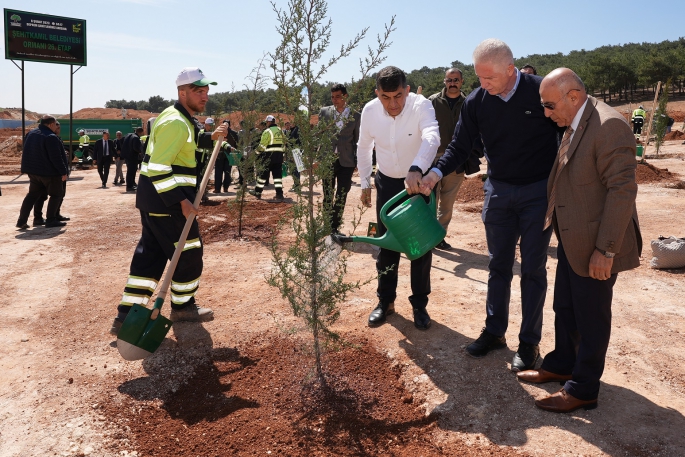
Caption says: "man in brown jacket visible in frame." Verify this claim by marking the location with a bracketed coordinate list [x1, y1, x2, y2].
[517, 68, 642, 413]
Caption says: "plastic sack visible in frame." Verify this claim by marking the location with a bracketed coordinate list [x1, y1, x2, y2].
[650, 236, 685, 269]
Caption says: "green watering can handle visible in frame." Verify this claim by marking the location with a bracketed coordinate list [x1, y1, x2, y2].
[380, 189, 436, 222]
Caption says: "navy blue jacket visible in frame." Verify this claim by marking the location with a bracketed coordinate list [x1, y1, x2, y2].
[21, 125, 68, 177]
[436, 72, 561, 186]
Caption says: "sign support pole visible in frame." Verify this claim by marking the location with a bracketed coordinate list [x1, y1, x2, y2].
[69, 64, 82, 159]
[9, 59, 25, 141]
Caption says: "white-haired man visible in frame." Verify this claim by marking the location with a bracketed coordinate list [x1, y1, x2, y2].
[420, 39, 561, 371]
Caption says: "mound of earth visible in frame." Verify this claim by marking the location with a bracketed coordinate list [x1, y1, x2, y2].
[102, 336, 521, 457]
[456, 177, 485, 203]
[636, 162, 677, 184]
[664, 130, 685, 141]
[71, 107, 159, 126]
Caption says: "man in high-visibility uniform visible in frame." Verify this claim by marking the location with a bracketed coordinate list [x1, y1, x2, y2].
[249, 115, 285, 200]
[76, 129, 91, 163]
[195, 118, 214, 202]
[631, 105, 646, 138]
[110, 67, 228, 335]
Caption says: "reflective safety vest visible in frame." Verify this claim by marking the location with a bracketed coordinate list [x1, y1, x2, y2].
[138, 105, 197, 211]
[79, 134, 90, 147]
[632, 108, 646, 121]
[258, 126, 285, 153]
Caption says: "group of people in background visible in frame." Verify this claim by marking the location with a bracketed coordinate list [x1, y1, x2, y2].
[15, 38, 644, 416]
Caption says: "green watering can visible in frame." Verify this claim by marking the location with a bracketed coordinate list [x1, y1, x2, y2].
[332, 189, 445, 260]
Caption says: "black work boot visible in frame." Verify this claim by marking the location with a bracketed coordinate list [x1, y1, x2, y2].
[412, 307, 431, 330]
[465, 327, 507, 358]
[368, 301, 395, 327]
[511, 342, 540, 372]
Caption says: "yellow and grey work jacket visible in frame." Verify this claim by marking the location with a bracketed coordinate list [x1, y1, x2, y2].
[135, 102, 212, 214]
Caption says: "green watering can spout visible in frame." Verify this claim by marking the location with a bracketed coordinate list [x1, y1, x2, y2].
[331, 189, 446, 261]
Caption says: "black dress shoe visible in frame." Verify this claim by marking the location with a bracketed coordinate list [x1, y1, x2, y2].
[435, 239, 452, 250]
[45, 219, 67, 228]
[16, 221, 29, 229]
[465, 327, 507, 358]
[368, 302, 395, 327]
[33, 218, 46, 226]
[511, 342, 540, 372]
[57, 215, 70, 221]
[412, 307, 431, 330]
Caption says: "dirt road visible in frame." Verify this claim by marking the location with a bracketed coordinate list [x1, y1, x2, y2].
[1, 144, 684, 456]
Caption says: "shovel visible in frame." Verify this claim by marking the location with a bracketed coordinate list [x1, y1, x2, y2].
[117, 125, 227, 361]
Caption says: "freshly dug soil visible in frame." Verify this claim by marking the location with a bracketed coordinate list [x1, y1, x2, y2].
[664, 130, 685, 140]
[102, 337, 524, 457]
[456, 177, 485, 203]
[636, 162, 677, 184]
[198, 198, 294, 243]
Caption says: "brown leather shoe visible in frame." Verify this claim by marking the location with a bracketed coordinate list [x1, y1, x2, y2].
[535, 388, 597, 413]
[517, 368, 572, 384]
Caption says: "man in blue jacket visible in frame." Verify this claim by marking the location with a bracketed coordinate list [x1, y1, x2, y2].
[16, 115, 69, 229]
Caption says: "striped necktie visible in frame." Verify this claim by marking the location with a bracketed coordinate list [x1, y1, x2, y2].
[543, 126, 574, 230]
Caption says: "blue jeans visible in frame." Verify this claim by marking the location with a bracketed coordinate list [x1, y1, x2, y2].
[482, 177, 552, 345]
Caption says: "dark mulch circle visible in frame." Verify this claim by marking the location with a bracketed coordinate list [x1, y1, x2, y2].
[103, 337, 524, 456]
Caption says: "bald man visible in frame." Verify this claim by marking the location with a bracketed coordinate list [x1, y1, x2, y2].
[516, 68, 641, 413]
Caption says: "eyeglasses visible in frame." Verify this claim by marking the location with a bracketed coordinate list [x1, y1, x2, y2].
[444, 78, 461, 83]
[541, 89, 580, 110]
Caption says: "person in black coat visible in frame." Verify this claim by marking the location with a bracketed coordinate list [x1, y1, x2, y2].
[93, 131, 117, 188]
[16, 115, 69, 229]
[121, 128, 143, 191]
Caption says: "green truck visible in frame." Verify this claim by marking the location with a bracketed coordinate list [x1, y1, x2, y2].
[56, 118, 144, 147]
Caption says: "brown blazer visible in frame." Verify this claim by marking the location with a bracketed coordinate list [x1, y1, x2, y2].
[549, 96, 642, 277]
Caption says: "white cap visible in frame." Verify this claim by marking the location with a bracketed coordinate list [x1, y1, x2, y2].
[265, 115, 275, 122]
[205, 117, 214, 125]
[175, 67, 217, 87]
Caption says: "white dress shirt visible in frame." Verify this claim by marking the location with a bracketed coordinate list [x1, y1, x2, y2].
[357, 92, 439, 189]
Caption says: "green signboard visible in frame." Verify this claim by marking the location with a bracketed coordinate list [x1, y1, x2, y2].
[4, 9, 86, 66]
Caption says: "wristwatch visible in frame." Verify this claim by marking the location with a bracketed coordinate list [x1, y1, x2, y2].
[596, 248, 615, 258]
[408, 165, 423, 174]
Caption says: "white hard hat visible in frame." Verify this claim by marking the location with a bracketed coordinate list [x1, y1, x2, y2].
[205, 117, 214, 125]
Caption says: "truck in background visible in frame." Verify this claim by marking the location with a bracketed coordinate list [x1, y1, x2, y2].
[56, 118, 143, 147]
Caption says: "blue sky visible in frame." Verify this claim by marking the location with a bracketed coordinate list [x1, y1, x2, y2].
[1, 0, 682, 114]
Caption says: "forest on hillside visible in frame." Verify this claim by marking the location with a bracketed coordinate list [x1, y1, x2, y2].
[105, 38, 685, 116]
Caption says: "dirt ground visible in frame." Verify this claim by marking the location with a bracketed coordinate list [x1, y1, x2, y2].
[1, 141, 685, 456]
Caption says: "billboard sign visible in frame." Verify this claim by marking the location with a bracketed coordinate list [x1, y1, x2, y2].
[4, 9, 86, 66]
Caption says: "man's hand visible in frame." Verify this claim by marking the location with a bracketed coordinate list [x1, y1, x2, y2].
[418, 171, 440, 196]
[405, 170, 423, 195]
[588, 249, 614, 280]
[361, 188, 372, 208]
[211, 123, 229, 141]
[62, 174, 67, 182]
[180, 198, 198, 219]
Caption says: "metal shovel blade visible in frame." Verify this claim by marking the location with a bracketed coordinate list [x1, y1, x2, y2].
[116, 301, 172, 361]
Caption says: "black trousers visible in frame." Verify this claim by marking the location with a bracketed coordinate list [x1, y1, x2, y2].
[214, 156, 232, 191]
[18, 174, 64, 223]
[125, 158, 138, 189]
[632, 118, 643, 135]
[323, 159, 355, 231]
[97, 158, 112, 185]
[34, 180, 67, 219]
[119, 211, 203, 314]
[540, 241, 617, 401]
[375, 171, 432, 308]
[254, 161, 283, 196]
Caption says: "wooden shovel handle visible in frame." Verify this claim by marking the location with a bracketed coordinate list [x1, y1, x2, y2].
[156, 133, 225, 302]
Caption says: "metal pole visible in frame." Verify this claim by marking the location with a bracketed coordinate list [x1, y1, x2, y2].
[69, 64, 74, 160]
[21, 61, 25, 141]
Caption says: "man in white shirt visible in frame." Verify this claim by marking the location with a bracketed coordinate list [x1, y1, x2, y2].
[357, 66, 440, 330]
